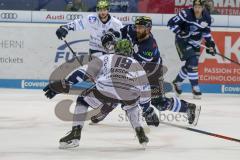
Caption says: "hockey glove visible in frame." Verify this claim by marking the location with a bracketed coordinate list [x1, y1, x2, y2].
[101, 32, 116, 51]
[43, 80, 70, 99]
[43, 85, 58, 99]
[142, 106, 160, 127]
[56, 26, 68, 40]
[108, 28, 120, 38]
[206, 41, 217, 56]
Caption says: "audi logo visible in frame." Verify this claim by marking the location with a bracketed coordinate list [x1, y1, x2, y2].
[66, 14, 83, 20]
[0, 13, 18, 19]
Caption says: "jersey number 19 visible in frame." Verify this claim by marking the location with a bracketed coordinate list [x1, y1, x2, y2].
[115, 57, 132, 69]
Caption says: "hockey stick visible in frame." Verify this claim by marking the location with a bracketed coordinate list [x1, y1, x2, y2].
[199, 43, 240, 66]
[63, 39, 83, 66]
[160, 121, 240, 143]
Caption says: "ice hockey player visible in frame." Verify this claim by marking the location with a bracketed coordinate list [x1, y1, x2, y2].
[43, 39, 159, 149]
[91, 16, 201, 127]
[167, 0, 217, 99]
[56, 0, 123, 59]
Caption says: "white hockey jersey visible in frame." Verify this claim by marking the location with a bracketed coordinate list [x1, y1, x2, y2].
[68, 54, 151, 108]
[64, 13, 123, 53]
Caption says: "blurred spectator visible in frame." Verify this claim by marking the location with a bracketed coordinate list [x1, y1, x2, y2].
[87, 0, 137, 12]
[86, 0, 98, 11]
[150, 0, 174, 13]
[0, 0, 231, 15]
[137, 0, 148, 13]
[138, 0, 174, 13]
[109, 0, 137, 13]
[204, 0, 220, 14]
[0, 0, 37, 10]
[65, 0, 88, 11]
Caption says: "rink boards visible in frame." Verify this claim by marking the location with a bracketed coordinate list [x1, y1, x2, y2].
[0, 23, 239, 94]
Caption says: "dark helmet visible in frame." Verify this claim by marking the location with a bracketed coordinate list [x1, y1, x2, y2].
[193, 0, 205, 6]
[135, 16, 152, 28]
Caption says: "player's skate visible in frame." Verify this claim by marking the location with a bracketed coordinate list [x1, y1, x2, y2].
[172, 80, 182, 96]
[59, 125, 82, 149]
[192, 86, 202, 99]
[135, 127, 149, 148]
[187, 103, 201, 126]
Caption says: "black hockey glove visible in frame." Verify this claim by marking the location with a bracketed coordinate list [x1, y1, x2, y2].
[142, 107, 160, 127]
[43, 85, 58, 99]
[108, 28, 120, 38]
[101, 32, 117, 51]
[56, 26, 68, 40]
[43, 80, 70, 99]
[206, 41, 217, 56]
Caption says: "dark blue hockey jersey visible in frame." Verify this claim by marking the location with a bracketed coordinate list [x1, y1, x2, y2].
[167, 8, 213, 48]
[120, 24, 161, 64]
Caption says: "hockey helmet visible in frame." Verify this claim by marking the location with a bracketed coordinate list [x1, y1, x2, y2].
[96, 0, 110, 11]
[114, 39, 133, 56]
[135, 16, 152, 28]
[193, 0, 205, 6]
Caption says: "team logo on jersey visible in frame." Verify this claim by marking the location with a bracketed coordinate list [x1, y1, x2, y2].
[200, 22, 208, 28]
[88, 16, 97, 24]
[143, 51, 153, 57]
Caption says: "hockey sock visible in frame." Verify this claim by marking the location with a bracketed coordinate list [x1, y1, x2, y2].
[175, 66, 188, 82]
[170, 96, 188, 113]
[72, 97, 89, 127]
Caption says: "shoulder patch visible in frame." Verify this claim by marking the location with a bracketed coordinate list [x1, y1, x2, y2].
[88, 16, 97, 24]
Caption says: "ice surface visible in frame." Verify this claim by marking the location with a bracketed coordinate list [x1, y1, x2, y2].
[0, 89, 239, 160]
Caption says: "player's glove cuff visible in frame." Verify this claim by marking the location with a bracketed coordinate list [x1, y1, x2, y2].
[43, 80, 70, 99]
[43, 85, 58, 99]
[206, 41, 217, 56]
